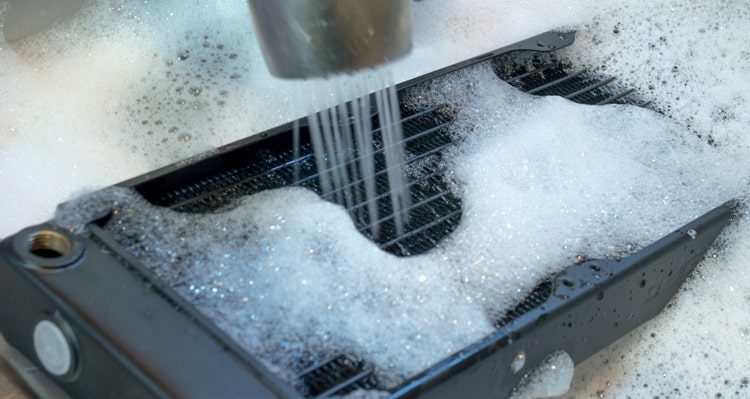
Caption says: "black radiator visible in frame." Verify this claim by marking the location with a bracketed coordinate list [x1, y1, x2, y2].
[0, 31, 736, 399]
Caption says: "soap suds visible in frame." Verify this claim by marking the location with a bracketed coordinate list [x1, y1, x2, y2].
[511, 351, 575, 399]
[4, 0, 750, 397]
[57, 186, 494, 388]
[0, 0, 617, 238]
[560, 0, 750, 152]
[406, 64, 744, 320]
[555, 210, 750, 398]
[55, 61, 747, 391]
[553, 1, 750, 397]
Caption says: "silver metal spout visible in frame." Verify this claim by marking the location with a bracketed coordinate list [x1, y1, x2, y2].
[247, 0, 413, 79]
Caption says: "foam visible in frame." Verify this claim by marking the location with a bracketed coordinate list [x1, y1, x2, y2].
[54, 61, 748, 391]
[0, 0, 619, 238]
[56, 186, 494, 387]
[0, 0, 293, 237]
[511, 351, 575, 399]
[562, 215, 750, 398]
[560, 1, 750, 153]
[397, 0, 621, 83]
[407, 64, 743, 319]
[4, 0, 750, 396]
[552, 1, 750, 396]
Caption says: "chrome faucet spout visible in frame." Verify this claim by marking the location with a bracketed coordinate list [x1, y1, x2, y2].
[247, 0, 413, 79]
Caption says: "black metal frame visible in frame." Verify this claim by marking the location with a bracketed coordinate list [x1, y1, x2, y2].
[0, 31, 737, 398]
[390, 202, 735, 398]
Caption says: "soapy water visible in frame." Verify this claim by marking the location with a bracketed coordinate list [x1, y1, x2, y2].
[553, 1, 750, 397]
[303, 70, 410, 239]
[560, 0, 750, 154]
[4, 0, 750, 396]
[0, 0, 625, 238]
[510, 351, 575, 399]
[54, 63, 745, 391]
[56, 186, 495, 388]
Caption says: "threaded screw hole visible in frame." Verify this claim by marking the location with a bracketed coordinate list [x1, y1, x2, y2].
[27, 231, 72, 259]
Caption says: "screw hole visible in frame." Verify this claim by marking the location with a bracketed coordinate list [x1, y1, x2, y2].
[28, 231, 72, 259]
[14, 226, 84, 270]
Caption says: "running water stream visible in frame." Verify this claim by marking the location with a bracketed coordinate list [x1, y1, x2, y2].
[303, 69, 410, 239]
[53, 63, 741, 394]
[4, 0, 750, 397]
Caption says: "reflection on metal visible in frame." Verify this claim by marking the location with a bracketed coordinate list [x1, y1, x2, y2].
[0, 334, 72, 399]
[247, 0, 413, 78]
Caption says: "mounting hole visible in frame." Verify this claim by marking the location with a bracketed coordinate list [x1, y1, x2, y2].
[33, 320, 74, 377]
[13, 226, 84, 270]
[561, 278, 574, 288]
[28, 231, 72, 259]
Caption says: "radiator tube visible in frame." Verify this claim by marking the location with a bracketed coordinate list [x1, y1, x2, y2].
[247, 0, 412, 78]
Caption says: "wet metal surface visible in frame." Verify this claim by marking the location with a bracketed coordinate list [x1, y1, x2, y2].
[0, 358, 33, 399]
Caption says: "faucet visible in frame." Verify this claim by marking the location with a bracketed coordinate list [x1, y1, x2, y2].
[247, 0, 413, 79]
[2, 0, 412, 79]
[2, 0, 84, 43]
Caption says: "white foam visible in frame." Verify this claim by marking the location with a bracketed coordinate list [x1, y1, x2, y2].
[511, 351, 575, 399]
[57, 186, 493, 386]
[53, 61, 748, 391]
[408, 64, 742, 319]
[0, 0, 290, 236]
[553, 1, 750, 396]
[560, 1, 750, 153]
[4, 0, 750, 396]
[396, 0, 621, 83]
[0, 0, 618, 238]
[562, 216, 750, 398]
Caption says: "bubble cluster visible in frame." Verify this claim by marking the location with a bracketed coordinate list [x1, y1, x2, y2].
[511, 351, 575, 399]
[119, 29, 253, 159]
[55, 61, 748, 392]
[0, 0, 300, 237]
[56, 186, 493, 388]
[0, 0, 623, 237]
[5, 0, 750, 397]
[560, 0, 750, 152]
[552, 1, 750, 396]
